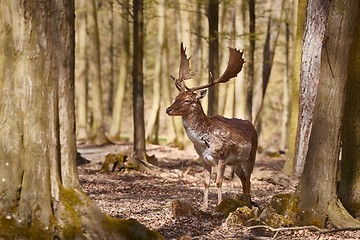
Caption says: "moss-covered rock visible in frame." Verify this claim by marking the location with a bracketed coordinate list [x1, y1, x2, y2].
[215, 194, 252, 217]
[225, 206, 257, 226]
[269, 193, 292, 215]
[101, 153, 128, 172]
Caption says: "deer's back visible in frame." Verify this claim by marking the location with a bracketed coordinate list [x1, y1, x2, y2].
[186, 115, 257, 166]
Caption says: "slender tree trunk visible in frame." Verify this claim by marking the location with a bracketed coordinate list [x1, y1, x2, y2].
[280, 0, 293, 152]
[87, 0, 109, 144]
[75, 0, 88, 141]
[145, 0, 165, 143]
[108, 0, 131, 141]
[247, 0, 255, 122]
[222, 8, 236, 118]
[207, 0, 219, 116]
[107, 0, 115, 116]
[253, 0, 284, 125]
[233, 0, 249, 120]
[289, 0, 360, 228]
[0, 1, 162, 238]
[133, 0, 146, 160]
[179, 0, 191, 48]
[293, 0, 330, 176]
[283, 0, 305, 175]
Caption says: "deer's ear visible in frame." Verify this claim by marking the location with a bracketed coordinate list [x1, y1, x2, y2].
[196, 89, 207, 100]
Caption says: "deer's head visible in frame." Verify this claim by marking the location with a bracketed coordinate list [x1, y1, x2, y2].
[166, 43, 245, 117]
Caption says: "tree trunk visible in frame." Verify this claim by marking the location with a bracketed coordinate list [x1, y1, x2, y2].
[107, 0, 115, 117]
[279, 0, 293, 152]
[339, 12, 360, 217]
[133, 0, 146, 160]
[145, 0, 165, 143]
[234, 0, 248, 120]
[207, 0, 219, 116]
[292, 0, 330, 176]
[253, 0, 284, 124]
[246, 0, 255, 122]
[75, 0, 89, 141]
[288, 0, 360, 228]
[283, 0, 305, 175]
[0, 1, 162, 238]
[222, 8, 236, 118]
[108, 0, 131, 141]
[87, 0, 110, 144]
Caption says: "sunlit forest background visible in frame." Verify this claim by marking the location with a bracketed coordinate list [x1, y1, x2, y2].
[74, 0, 295, 152]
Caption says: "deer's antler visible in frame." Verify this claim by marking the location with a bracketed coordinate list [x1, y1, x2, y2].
[189, 47, 245, 92]
[170, 42, 195, 92]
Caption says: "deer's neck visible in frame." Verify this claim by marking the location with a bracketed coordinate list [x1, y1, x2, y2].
[182, 105, 211, 144]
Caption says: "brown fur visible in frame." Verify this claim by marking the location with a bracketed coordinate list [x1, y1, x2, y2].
[166, 91, 258, 210]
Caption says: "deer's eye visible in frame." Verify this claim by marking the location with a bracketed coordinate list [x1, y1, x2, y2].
[183, 99, 190, 104]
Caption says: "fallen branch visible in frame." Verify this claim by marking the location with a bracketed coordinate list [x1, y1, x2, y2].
[247, 224, 360, 236]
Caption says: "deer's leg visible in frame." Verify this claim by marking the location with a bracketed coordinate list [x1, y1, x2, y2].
[202, 163, 212, 211]
[216, 160, 227, 205]
[234, 165, 250, 195]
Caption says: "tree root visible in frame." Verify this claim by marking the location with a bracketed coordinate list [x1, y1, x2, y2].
[327, 199, 360, 228]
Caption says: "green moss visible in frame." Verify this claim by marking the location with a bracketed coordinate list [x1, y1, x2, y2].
[294, 209, 326, 228]
[0, 215, 52, 240]
[215, 195, 252, 217]
[283, 194, 325, 228]
[103, 215, 164, 240]
[59, 187, 85, 239]
[225, 206, 256, 226]
[101, 154, 127, 172]
[262, 212, 293, 228]
[269, 193, 292, 215]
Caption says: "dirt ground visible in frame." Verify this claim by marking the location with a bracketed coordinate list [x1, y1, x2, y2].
[77, 144, 360, 240]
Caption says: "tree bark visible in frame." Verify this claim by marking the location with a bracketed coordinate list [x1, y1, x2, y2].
[108, 0, 131, 141]
[145, 0, 165, 143]
[0, 1, 162, 238]
[87, 0, 110, 144]
[234, 0, 249, 120]
[279, 0, 293, 152]
[283, 0, 305, 175]
[75, 0, 89, 141]
[339, 10, 360, 216]
[289, 0, 360, 228]
[253, 0, 284, 124]
[293, 0, 330, 176]
[247, 0, 255, 122]
[133, 0, 146, 160]
[207, 0, 219, 116]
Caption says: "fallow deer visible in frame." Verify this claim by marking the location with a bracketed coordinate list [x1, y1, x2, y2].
[166, 43, 258, 210]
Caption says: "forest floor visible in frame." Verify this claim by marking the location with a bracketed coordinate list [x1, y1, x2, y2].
[77, 143, 360, 240]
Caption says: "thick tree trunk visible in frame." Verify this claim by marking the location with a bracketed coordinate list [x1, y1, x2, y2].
[339, 13, 360, 217]
[0, 1, 162, 238]
[289, 0, 360, 228]
[293, 0, 330, 176]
